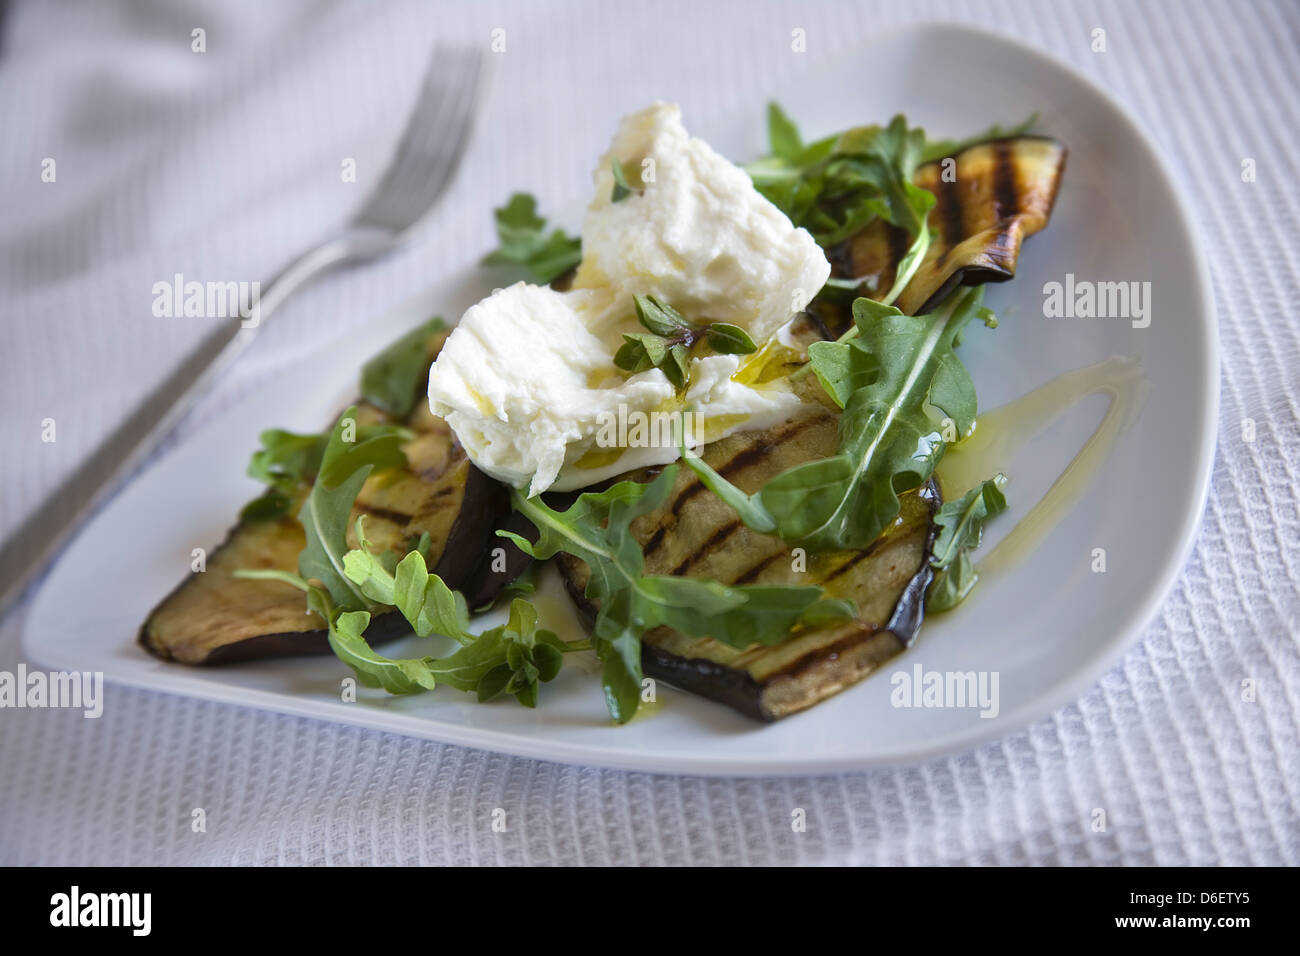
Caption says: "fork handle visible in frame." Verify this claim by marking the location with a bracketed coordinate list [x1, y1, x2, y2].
[0, 227, 396, 619]
[254, 226, 394, 319]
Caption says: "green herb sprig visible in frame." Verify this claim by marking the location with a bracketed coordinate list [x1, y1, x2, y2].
[614, 294, 757, 389]
[482, 193, 582, 284]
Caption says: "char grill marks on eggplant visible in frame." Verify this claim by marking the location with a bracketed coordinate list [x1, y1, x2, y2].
[139, 329, 511, 665]
[817, 136, 1067, 329]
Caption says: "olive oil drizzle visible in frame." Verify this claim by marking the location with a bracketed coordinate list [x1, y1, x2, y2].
[936, 355, 1147, 580]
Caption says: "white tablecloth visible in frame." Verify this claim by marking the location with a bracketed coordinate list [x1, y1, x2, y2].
[2, 0, 1297, 865]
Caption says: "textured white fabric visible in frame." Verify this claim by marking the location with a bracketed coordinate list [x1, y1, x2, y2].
[1, 0, 1297, 866]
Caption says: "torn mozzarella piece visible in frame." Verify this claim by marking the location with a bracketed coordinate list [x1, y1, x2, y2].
[427, 103, 830, 496]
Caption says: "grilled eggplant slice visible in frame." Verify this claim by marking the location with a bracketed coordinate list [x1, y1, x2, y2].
[822, 136, 1066, 322]
[140, 329, 510, 665]
[556, 320, 941, 721]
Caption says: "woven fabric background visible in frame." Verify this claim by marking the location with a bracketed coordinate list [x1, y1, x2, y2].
[1, 0, 1297, 866]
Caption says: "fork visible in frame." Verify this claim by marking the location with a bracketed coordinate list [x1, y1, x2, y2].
[0, 44, 487, 618]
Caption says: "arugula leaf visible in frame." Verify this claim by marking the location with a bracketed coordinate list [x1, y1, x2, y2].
[239, 488, 294, 522]
[758, 289, 989, 548]
[240, 429, 327, 521]
[338, 519, 397, 606]
[343, 517, 426, 586]
[339, 520, 579, 706]
[240, 421, 411, 522]
[246, 429, 328, 489]
[392, 550, 474, 643]
[482, 193, 582, 283]
[316, 513, 578, 704]
[919, 114, 1039, 165]
[925, 552, 978, 614]
[927, 475, 1008, 612]
[476, 599, 568, 706]
[312, 578, 576, 705]
[360, 317, 446, 417]
[746, 106, 935, 305]
[314, 587, 437, 694]
[348, 544, 473, 645]
[930, 475, 1008, 568]
[680, 287, 994, 552]
[431, 630, 514, 695]
[309, 585, 477, 695]
[766, 101, 804, 161]
[678, 433, 777, 534]
[296, 407, 410, 609]
[499, 467, 854, 723]
[752, 105, 1041, 310]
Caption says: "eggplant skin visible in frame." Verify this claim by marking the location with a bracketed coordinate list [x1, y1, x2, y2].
[559, 481, 937, 722]
[556, 317, 941, 721]
[139, 330, 513, 665]
[459, 505, 539, 611]
[138, 509, 422, 665]
[819, 136, 1067, 326]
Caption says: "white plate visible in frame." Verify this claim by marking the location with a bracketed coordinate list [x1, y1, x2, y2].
[23, 23, 1217, 776]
